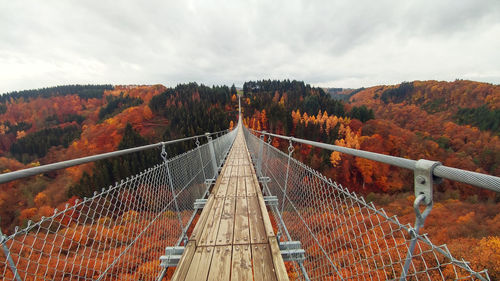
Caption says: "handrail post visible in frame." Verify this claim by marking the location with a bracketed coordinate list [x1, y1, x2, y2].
[281, 138, 294, 216]
[257, 131, 265, 177]
[206, 133, 218, 177]
[1, 228, 22, 281]
[215, 132, 222, 165]
[400, 159, 441, 280]
[195, 138, 206, 182]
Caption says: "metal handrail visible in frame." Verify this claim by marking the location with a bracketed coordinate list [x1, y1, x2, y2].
[0, 129, 229, 184]
[248, 128, 500, 193]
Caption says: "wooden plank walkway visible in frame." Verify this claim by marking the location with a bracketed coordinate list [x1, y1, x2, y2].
[172, 126, 289, 281]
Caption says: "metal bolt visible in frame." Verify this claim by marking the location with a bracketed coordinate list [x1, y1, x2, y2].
[416, 176, 426, 185]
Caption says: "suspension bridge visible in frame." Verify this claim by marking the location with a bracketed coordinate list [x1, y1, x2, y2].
[1, 103, 499, 280]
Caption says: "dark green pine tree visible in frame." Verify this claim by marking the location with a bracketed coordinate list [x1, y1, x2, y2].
[113, 123, 158, 178]
[231, 84, 237, 95]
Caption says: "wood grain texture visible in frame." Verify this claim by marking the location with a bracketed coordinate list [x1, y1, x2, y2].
[231, 163, 239, 177]
[226, 177, 237, 197]
[199, 198, 225, 246]
[216, 196, 235, 245]
[215, 177, 230, 198]
[171, 241, 197, 281]
[269, 237, 289, 281]
[190, 194, 215, 244]
[257, 193, 276, 237]
[252, 244, 278, 281]
[231, 245, 253, 281]
[207, 246, 232, 281]
[236, 176, 246, 197]
[245, 176, 257, 197]
[184, 246, 214, 281]
[233, 197, 250, 244]
[248, 196, 267, 244]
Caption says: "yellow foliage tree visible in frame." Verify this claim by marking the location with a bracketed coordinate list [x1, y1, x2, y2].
[34, 192, 48, 208]
[330, 152, 341, 167]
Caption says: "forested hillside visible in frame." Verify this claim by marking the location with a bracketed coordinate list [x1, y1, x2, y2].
[243, 79, 499, 196]
[1, 80, 499, 279]
[242, 79, 500, 278]
[0, 84, 238, 234]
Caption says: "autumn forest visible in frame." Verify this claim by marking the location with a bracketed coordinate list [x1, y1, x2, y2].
[0, 80, 499, 279]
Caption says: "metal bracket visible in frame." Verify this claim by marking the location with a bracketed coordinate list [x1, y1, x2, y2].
[160, 246, 185, 267]
[263, 195, 278, 207]
[257, 132, 266, 176]
[194, 198, 208, 210]
[279, 241, 305, 262]
[205, 178, 216, 192]
[205, 178, 216, 185]
[258, 176, 271, 183]
[414, 159, 441, 206]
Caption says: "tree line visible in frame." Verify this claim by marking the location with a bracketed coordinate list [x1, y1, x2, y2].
[10, 125, 82, 163]
[0, 84, 113, 103]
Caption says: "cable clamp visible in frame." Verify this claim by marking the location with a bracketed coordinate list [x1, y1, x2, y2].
[161, 143, 168, 162]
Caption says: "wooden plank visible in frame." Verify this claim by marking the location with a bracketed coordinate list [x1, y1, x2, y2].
[231, 244, 253, 281]
[252, 244, 278, 281]
[231, 163, 239, 177]
[216, 197, 235, 245]
[184, 248, 203, 280]
[226, 177, 237, 197]
[190, 195, 215, 244]
[256, 191, 276, 238]
[252, 174, 265, 197]
[184, 246, 215, 281]
[219, 158, 230, 175]
[206, 160, 228, 196]
[239, 155, 250, 165]
[199, 198, 225, 246]
[197, 247, 216, 279]
[233, 197, 250, 244]
[243, 165, 252, 177]
[238, 163, 245, 175]
[247, 196, 268, 244]
[216, 177, 230, 198]
[268, 238, 290, 281]
[249, 167, 256, 178]
[207, 245, 232, 281]
[213, 159, 230, 187]
[171, 241, 197, 281]
[236, 176, 246, 197]
[221, 165, 233, 180]
[245, 176, 257, 197]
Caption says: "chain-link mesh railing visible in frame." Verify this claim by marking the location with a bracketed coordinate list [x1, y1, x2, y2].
[0, 128, 237, 281]
[243, 126, 490, 281]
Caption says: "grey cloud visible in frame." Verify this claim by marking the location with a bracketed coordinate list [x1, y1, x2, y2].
[0, 0, 499, 93]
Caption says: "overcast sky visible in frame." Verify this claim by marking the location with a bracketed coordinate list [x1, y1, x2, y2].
[1, 0, 499, 93]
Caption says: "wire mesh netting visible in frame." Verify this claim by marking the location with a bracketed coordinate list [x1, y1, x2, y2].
[0, 129, 237, 281]
[243, 127, 490, 281]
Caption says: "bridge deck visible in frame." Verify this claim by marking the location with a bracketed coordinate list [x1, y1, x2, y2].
[171, 127, 289, 281]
